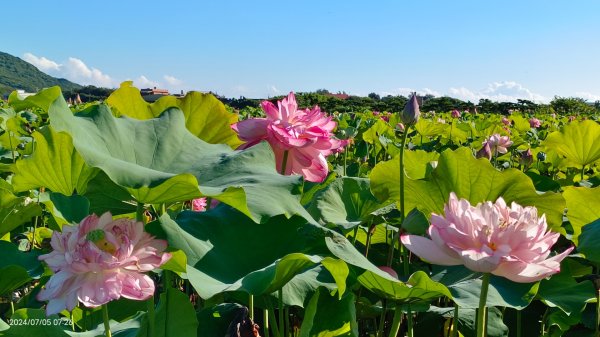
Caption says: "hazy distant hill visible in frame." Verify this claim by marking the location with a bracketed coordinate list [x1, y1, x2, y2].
[0, 51, 81, 96]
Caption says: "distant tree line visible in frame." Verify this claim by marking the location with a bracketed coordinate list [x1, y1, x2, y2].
[233, 90, 600, 116]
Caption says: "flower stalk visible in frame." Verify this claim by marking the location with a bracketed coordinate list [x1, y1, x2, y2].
[102, 304, 112, 337]
[476, 273, 491, 337]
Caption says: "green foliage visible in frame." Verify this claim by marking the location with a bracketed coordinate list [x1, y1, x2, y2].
[0, 51, 81, 97]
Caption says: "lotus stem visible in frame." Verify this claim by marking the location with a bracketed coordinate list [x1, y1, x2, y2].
[280, 150, 289, 175]
[377, 299, 387, 337]
[392, 126, 411, 268]
[451, 303, 459, 337]
[264, 309, 270, 337]
[343, 147, 348, 176]
[387, 304, 403, 337]
[136, 202, 144, 223]
[102, 304, 112, 337]
[476, 273, 491, 337]
[581, 165, 585, 181]
[249, 294, 254, 321]
[278, 289, 284, 337]
[147, 297, 155, 337]
[516, 309, 521, 337]
[406, 304, 414, 337]
[266, 297, 281, 337]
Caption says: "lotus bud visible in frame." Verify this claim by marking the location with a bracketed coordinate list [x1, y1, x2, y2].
[519, 148, 533, 167]
[537, 151, 546, 162]
[401, 92, 420, 125]
[476, 142, 492, 160]
[451, 109, 461, 118]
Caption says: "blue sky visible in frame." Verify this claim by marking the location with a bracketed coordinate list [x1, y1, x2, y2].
[5, 1, 600, 102]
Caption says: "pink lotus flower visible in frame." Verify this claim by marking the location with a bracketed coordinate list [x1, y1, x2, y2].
[451, 109, 461, 118]
[37, 213, 171, 315]
[401, 193, 573, 283]
[231, 92, 348, 182]
[501, 117, 511, 126]
[192, 197, 208, 212]
[476, 142, 492, 160]
[482, 134, 512, 155]
[529, 118, 541, 128]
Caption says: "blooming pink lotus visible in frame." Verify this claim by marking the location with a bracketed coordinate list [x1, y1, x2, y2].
[231, 92, 348, 182]
[501, 117, 511, 126]
[529, 118, 542, 128]
[482, 134, 512, 155]
[37, 213, 171, 315]
[401, 193, 572, 283]
[451, 109, 461, 118]
[192, 197, 208, 212]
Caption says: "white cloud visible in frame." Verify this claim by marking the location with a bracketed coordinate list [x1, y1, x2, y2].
[449, 81, 547, 103]
[22, 53, 115, 87]
[381, 87, 441, 97]
[575, 92, 600, 102]
[163, 75, 183, 86]
[133, 75, 160, 88]
[63, 57, 114, 87]
[22, 52, 61, 72]
[269, 85, 280, 94]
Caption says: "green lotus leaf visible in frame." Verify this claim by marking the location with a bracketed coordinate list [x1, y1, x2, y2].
[563, 186, 600, 244]
[325, 235, 452, 302]
[308, 177, 385, 229]
[8, 86, 62, 113]
[370, 147, 565, 232]
[543, 120, 600, 168]
[577, 219, 600, 264]
[159, 211, 340, 300]
[537, 268, 596, 315]
[159, 208, 449, 304]
[47, 92, 309, 222]
[510, 115, 532, 133]
[12, 127, 99, 195]
[0, 241, 42, 295]
[432, 265, 539, 309]
[0, 198, 43, 238]
[299, 288, 358, 337]
[414, 119, 447, 139]
[149, 288, 198, 337]
[106, 81, 242, 148]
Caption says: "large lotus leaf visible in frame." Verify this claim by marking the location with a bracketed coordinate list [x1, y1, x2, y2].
[83, 171, 137, 216]
[149, 288, 198, 337]
[12, 126, 99, 195]
[543, 120, 600, 168]
[563, 186, 600, 244]
[8, 86, 62, 113]
[308, 177, 385, 229]
[362, 119, 394, 154]
[106, 81, 242, 148]
[431, 266, 539, 309]
[370, 147, 565, 231]
[159, 211, 343, 300]
[160, 208, 449, 304]
[577, 219, 600, 264]
[299, 288, 358, 337]
[47, 94, 309, 222]
[0, 241, 43, 296]
[324, 235, 452, 302]
[537, 268, 596, 315]
[510, 115, 532, 133]
[0, 198, 43, 238]
[414, 119, 448, 139]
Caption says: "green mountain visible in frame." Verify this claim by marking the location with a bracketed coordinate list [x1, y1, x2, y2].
[0, 51, 82, 96]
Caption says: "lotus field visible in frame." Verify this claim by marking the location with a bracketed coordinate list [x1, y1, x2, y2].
[1, 82, 600, 337]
